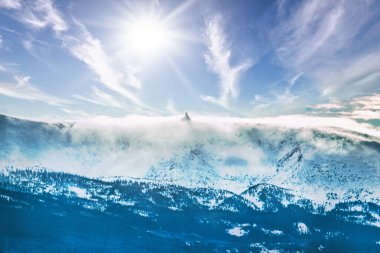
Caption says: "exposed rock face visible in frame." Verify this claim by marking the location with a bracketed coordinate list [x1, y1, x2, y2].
[181, 112, 191, 122]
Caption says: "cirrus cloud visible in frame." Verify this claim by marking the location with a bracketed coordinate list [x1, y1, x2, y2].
[201, 15, 253, 109]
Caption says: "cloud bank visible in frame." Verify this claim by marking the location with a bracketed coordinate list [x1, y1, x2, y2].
[1, 113, 379, 200]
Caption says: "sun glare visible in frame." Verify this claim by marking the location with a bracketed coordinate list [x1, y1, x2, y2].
[127, 17, 171, 56]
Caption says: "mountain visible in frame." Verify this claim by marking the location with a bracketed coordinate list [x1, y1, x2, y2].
[181, 112, 191, 122]
[146, 147, 221, 188]
[0, 114, 379, 252]
[0, 169, 379, 252]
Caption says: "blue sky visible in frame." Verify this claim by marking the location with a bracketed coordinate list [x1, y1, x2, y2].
[0, 0, 380, 124]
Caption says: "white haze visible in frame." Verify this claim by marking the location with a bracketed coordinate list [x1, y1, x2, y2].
[2, 114, 380, 178]
[2, 114, 380, 205]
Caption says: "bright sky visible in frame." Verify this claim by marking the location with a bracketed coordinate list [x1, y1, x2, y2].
[0, 0, 380, 125]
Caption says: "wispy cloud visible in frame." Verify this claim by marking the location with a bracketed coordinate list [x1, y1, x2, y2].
[0, 64, 7, 72]
[273, 0, 380, 98]
[249, 71, 303, 117]
[74, 87, 126, 109]
[201, 15, 252, 109]
[60, 108, 90, 119]
[1, 0, 145, 109]
[314, 52, 380, 97]
[275, 0, 344, 69]
[0, 74, 68, 105]
[251, 88, 300, 116]
[61, 20, 144, 107]
[312, 103, 344, 110]
[343, 94, 380, 121]
[309, 93, 380, 123]
[0, 0, 21, 9]
[165, 97, 178, 114]
[13, 0, 67, 32]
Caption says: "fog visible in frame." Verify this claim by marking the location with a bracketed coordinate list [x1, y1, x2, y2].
[1, 114, 379, 199]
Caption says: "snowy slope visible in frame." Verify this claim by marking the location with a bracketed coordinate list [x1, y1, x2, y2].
[0, 113, 379, 214]
[0, 168, 379, 252]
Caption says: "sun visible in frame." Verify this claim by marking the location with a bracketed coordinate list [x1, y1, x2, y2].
[111, 1, 199, 61]
[126, 16, 172, 56]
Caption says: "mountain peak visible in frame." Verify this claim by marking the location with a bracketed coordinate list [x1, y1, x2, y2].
[181, 112, 191, 122]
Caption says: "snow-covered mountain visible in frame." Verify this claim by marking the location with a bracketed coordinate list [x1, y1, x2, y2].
[0, 114, 379, 251]
[1, 168, 379, 252]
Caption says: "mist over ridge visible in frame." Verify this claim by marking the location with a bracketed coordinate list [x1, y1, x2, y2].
[1, 113, 379, 205]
